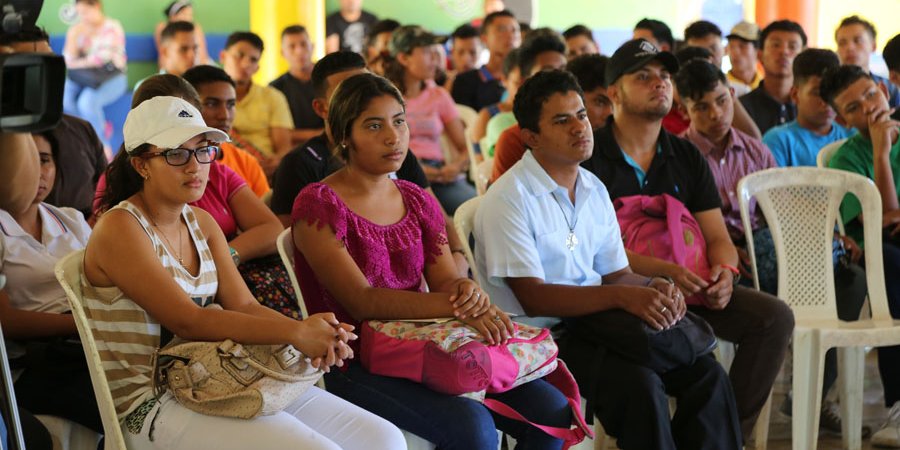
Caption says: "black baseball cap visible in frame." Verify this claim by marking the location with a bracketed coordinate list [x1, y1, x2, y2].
[605, 38, 679, 86]
[389, 25, 448, 56]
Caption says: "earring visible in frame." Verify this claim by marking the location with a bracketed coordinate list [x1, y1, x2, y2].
[143, 172, 150, 180]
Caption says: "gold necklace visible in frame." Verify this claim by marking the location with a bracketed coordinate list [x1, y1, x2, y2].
[140, 194, 186, 269]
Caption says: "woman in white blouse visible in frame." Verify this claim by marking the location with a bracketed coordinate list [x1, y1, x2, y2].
[0, 132, 101, 438]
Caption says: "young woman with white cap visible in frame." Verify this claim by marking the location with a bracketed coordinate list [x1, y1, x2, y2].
[84, 96, 405, 449]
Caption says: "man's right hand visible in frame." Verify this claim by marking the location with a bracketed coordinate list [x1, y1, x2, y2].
[869, 107, 900, 158]
[619, 286, 679, 331]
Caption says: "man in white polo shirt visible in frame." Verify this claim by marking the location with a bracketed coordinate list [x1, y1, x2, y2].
[474, 69, 742, 450]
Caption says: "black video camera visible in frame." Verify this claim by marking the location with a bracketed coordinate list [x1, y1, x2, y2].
[0, 0, 65, 132]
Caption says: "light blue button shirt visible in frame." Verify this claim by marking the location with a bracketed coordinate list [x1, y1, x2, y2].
[474, 151, 629, 327]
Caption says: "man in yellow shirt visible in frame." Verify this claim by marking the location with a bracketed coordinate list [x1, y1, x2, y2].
[220, 31, 294, 176]
[183, 65, 271, 197]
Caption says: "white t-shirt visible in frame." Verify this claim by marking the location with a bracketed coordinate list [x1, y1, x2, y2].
[0, 203, 91, 314]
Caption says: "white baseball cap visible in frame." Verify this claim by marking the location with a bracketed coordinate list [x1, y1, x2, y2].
[123, 96, 229, 154]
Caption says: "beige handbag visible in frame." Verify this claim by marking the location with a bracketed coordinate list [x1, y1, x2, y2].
[151, 338, 323, 419]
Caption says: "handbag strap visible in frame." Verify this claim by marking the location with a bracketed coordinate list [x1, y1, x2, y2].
[483, 398, 586, 442]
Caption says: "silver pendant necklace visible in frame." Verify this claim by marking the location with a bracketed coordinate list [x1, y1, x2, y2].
[551, 190, 578, 251]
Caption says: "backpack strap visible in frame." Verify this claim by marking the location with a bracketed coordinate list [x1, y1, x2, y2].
[482, 361, 593, 448]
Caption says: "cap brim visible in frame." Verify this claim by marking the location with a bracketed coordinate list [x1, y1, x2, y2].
[623, 52, 680, 78]
[726, 34, 756, 42]
[142, 125, 230, 151]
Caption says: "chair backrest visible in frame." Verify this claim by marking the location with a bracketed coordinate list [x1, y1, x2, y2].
[456, 103, 480, 182]
[453, 196, 486, 285]
[475, 158, 494, 195]
[54, 250, 128, 450]
[276, 228, 310, 320]
[737, 167, 889, 321]
[816, 138, 848, 169]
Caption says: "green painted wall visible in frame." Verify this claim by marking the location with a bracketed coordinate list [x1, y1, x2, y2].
[36, 0, 250, 34]
[324, 0, 684, 34]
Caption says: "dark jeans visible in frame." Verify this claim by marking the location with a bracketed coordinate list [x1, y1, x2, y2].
[557, 328, 742, 450]
[324, 362, 572, 450]
[13, 340, 102, 434]
[689, 286, 794, 440]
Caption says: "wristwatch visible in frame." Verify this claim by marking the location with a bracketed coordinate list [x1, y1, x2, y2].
[229, 247, 241, 266]
[646, 275, 675, 286]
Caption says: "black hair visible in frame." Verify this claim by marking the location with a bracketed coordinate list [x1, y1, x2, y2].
[675, 45, 713, 66]
[452, 23, 479, 40]
[281, 25, 308, 40]
[183, 65, 236, 89]
[673, 59, 727, 102]
[884, 34, 900, 72]
[836, 15, 876, 42]
[502, 48, 521, 78]
[684, 20, 722, 41]
[368, 19, 401, 40]
[160, 20, 195, 43]
[519, 21, 532, 37]
[33, 130, 60, 167]
[311, 51, 367, 100]
[225, 31, 264, 52]
[481, 10, 517, 34]
[792, 48, 840, 87]
[563, 24, 595, 42]
[513, 69, 583, 133]
[567, 54, 609, 92]
[519, 29, 566, 77]
[327, 73, 405, 161]
[0, 26, 49, 46]
[99, 76, 201, 214]
[760, 20, 807, 48]
[819, 65, 873, 108]
[75, 0, 100, 5]
[634, 18, 674, 49]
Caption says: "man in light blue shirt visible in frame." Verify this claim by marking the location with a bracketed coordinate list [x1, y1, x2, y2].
[474, 69, 742, 450]
[763, 48, 854, 167]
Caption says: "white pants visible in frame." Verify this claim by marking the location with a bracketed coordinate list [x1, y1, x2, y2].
[125, 387, 407, 450]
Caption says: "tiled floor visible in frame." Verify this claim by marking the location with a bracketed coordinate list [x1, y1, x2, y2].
[569, 350, 893, 450]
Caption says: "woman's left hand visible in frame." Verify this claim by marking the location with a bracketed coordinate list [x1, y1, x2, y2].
[449, 278, 490, 319]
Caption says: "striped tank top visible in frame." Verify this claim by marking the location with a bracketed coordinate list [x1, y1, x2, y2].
[81, 200, 218, 420]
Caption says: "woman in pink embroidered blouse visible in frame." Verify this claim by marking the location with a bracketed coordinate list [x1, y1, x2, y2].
[63, 0, 128, 150]
[292, 72, 572, 450]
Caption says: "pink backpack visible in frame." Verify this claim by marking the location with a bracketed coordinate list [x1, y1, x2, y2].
[614, 194, 711, 306]
[361, 320, 593, 448]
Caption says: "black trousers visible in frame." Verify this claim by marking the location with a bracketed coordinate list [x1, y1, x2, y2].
[13, 340, 102, 434]
[558, 328, 742, 450]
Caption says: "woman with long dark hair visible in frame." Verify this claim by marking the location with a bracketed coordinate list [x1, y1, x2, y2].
[292, 72, 572, 449]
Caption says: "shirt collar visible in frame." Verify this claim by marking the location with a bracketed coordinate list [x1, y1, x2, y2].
[597, 117, 675, 161]
[0, 204, 66, 239]
[478, 65, 496, 82]
[519, 151, 598, 198]
[685, 126, 743, 157]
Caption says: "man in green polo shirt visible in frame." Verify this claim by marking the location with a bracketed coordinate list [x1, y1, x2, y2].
[821, 64, 900, 447]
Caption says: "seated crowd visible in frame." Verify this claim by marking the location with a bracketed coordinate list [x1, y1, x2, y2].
[6, 2, 900, 449]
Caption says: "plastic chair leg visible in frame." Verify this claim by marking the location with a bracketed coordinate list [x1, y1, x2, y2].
[792, 331, 826, 450]
[838, 346, 865, 450]
[747, 392, 772, 450]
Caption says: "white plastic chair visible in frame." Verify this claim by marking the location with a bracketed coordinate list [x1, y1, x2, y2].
[475, 158, 494, 195]
[276, 228, 309, 320]
[738, 167, 898, 450]
[54, 250, 143, 450]
[816, 138, 848, 169]
[33, 415, 101, 450]
[817, 138, 849, 237]
[275, 228, 442, 450]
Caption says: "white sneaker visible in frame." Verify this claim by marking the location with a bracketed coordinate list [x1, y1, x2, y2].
[872, 401, 900, 447]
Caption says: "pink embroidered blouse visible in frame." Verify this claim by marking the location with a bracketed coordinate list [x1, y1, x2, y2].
[291, 180, 448, 330]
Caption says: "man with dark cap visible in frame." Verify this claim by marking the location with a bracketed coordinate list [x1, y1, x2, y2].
[582, 38, 794, 444]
